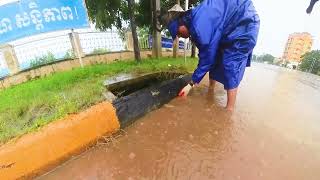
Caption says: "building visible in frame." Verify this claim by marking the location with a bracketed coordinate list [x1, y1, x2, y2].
[282, 32, 313, 62]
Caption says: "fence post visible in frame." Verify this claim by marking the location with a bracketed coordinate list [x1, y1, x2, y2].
[0, 44, 20, 75]
[126, 32, 134, 51]
[69, 30, 85, 67]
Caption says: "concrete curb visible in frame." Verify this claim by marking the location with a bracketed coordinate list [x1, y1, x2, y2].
[0, 102, 120, 180]
[0, 73, 191, 179]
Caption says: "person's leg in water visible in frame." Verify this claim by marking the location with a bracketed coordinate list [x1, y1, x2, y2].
[226, 88, 238, 111]
[209, 79, 216, 90]
[209, 77, 238, 110]
[209, 57, 243, 111]
[209, 59, 238, 110]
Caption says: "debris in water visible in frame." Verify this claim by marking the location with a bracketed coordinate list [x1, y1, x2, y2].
[164, 104, 175, 108]
[189, 134, 194, 140]
[129, 152, 136, 160]
[151, 90, 160, 96]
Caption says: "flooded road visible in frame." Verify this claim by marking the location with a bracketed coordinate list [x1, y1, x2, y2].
[40, 63, 320, 180]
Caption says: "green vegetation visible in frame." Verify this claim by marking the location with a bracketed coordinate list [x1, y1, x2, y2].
[30, 52, 56, 68]
[299, 50, 320, 75]
[0, 57, 197, 144]
[84, 0, 203, 62]
[253, 54, 275, 64]
[63, 49, 76, 59]
[91, 48, 109, 55]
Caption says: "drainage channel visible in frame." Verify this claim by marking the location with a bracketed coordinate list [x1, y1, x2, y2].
[104, 72, 192, 127]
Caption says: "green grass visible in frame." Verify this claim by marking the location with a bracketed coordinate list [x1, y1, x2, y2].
[0, 57, 197, 144]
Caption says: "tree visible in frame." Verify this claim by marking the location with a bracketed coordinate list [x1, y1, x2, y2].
[151, 0, 162, 58]
[127, 0, 141, 61]
[252, 54, 257, 61]
[136, 0, 203, 57]
[255, 54, 275, 64]
[299, 50, 320, 74]
[85, 0, 141, 62]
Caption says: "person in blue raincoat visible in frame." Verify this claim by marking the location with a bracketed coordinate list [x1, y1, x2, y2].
[167, 0, 260, 111]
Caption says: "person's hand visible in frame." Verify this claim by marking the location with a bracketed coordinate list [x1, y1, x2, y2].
[178, 84, 193, 97]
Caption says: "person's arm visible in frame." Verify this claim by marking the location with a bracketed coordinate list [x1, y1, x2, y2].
[192, 43, 218, 84]
[178, 43, 218, 97]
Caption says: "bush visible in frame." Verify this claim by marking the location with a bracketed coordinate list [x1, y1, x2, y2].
[91, 48, 109, 55]
[63, 49, 76, 59]
[299, 50, 320, 75]
[30, 52, 56, 68]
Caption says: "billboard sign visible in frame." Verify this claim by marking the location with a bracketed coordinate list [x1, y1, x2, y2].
[0, 0, 89, 44]
[148, 36, 185, 49]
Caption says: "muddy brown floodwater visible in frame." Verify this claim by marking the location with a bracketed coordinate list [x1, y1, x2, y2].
[39, 63, 320, 180]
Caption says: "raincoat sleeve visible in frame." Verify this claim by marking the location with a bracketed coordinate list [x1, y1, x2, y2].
[192, 42, 219, 84]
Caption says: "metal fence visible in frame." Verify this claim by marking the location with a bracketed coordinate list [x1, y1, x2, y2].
[0, 51, 9, 78]
[13, 34, 73, 70]
[0, 30, 126, 78]
[78, 31, 125, 54]
[0, 29, 191, 78]
[0, 30, 126, 75]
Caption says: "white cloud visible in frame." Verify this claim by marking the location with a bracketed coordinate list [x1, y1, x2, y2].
[0, 0, 19, 6]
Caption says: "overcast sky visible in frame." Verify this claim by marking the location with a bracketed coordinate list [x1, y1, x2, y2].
[1, 0, 320, 58]
[252, 0, 320, 57]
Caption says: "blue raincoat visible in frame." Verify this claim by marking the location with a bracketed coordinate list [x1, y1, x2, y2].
[168, 0, 260, 89]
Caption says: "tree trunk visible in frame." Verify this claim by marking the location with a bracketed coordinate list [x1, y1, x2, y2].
[191, 42, 196, 58]
[172, 0, 180, 58]
[128, 0, 141, 62]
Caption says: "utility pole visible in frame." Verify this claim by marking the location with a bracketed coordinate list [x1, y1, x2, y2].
[152, 0, 162, 58]
[172, 0, 180, 58]
[184, 0, 189, 63]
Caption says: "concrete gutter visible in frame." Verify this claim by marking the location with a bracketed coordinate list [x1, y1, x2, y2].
[112, 73, 192, 127]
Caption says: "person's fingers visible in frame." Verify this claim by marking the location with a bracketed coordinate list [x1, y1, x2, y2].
[178, 90, 185, 97]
